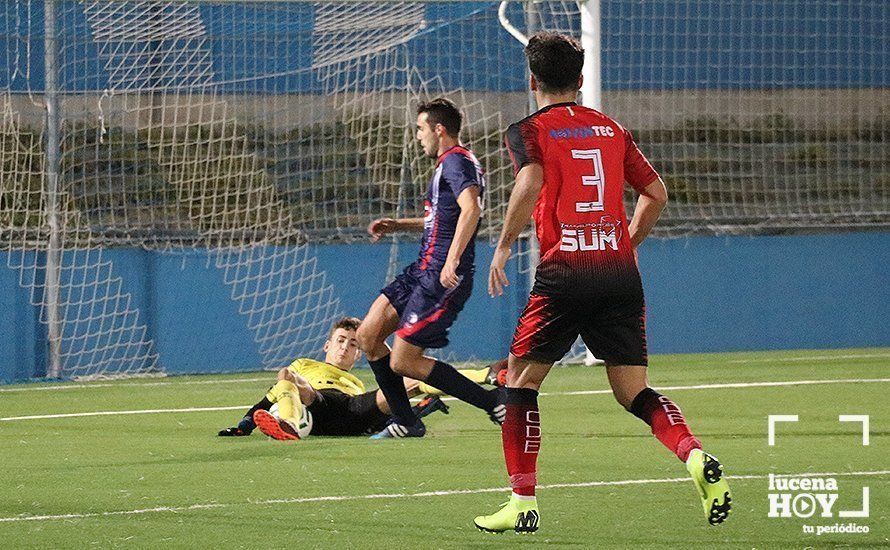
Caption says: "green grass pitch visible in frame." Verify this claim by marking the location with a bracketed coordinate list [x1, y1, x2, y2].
[1, 348, 887, 548]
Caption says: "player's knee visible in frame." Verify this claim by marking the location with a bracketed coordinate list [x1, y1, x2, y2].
[374, 390, 390, 414]
[292, 376, 310, 392]
[505, 360, 546, 390]
[355, 324, 376, 352]
[607, 367, 649, 410]
[616, 391, 635, 410]
[389, 356, 415, 377]
[612, 384, 641, 409]
[505, 371, 532, 390]
[390, 349, 424, 378]
[619, 386, 650, 411]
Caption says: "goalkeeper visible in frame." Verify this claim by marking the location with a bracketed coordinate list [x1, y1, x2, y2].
[218, 317, 504, 440]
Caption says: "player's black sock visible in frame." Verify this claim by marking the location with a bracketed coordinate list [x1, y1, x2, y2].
[237, 396, 273, 433]
[368, 354, 419, 426]
[424, 360, 497, 412]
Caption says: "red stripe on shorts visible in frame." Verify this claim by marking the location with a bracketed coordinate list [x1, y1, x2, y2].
[510, 293, 550, 359]
[395, 292, 454, 340]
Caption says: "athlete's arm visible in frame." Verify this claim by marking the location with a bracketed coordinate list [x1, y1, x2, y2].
[488, 163, 543, 297]
[628, 177, 668, 248]
[367, 217, 426, 242]
[441, 185, 482, 288]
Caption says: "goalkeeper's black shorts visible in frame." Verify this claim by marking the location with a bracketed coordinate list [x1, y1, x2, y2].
[306, 389, 390, 436]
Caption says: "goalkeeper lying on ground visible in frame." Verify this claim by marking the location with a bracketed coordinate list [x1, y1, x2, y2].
[218, 317, 505, 440]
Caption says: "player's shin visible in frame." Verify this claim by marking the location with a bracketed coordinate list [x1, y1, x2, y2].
[368, 354, 419, 426]
[266, 379, 293, 403]
[423, 360, 497, 412]
[628, 387, 701, 461]
[275, 382, 302, 426]
[503, 387, 540, 498]
[474, 387, 541, 533]
[628, 387, 731, 524]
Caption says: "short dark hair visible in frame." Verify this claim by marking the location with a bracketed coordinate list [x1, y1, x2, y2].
[329, 316, 360, 339]
[525, 32, 584, 94]
[417, 97, 463, 137]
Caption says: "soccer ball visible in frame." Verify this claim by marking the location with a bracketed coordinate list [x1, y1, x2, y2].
[268, 403, 313, 438]
[584, 349, 605, 366]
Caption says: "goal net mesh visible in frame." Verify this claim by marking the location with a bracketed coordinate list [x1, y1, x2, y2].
[1, 0, 886, 377]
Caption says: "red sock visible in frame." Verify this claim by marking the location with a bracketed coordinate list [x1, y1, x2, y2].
[629, 388, 701, 462]
[502, 388, 540, 497]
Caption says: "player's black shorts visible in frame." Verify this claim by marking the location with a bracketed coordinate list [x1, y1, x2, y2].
[510, 291, 648, 366]
[381, 262, 473, 349]
[306, 389, 390, 436]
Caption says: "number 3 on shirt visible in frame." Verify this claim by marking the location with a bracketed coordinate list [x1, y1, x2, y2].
[571, 148, 605, 213]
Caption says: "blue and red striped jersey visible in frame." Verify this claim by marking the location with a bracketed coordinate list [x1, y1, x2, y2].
[416, 145, 485, 273]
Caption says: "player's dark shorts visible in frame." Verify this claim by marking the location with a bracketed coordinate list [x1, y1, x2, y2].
[510, 290, 648, 367]
[381, 262, 473, 349]
[306, 389, 390, 436]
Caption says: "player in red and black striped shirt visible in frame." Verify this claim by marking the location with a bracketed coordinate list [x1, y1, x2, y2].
[357, 98, 505, 439]
[475, 33, 731, 533]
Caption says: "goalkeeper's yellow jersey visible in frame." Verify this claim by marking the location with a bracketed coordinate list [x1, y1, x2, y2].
[286, 358, 366, 397]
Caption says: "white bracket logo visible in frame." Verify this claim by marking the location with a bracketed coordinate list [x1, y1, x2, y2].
[768, 414, 799, 446]
[767, 414, 871, 522]
[838, 415, 870, 446]
[768, 414, 870, 446]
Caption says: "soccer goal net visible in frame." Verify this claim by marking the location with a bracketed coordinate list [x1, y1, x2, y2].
[1, 0, 886, 379]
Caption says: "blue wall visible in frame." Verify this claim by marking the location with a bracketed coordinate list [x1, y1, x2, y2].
[638, 233, 889, 353]
[0, 259, 44, 381]
[1, 232, 888, 383]
[2, 1, 887, 93]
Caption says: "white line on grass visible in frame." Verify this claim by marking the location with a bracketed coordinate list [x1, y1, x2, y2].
[727, 353, 890, 364]
[0, 376, 272, 393]
[1, 469, 887, 524]
[0, 405, 248, 421]
[4, 351, 887, 394]
[536, 377, 890, 398]
[3, 377, 890, 422]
